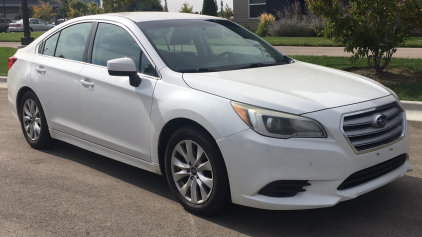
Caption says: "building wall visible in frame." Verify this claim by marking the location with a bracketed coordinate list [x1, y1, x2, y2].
[233, 0, 260, 29]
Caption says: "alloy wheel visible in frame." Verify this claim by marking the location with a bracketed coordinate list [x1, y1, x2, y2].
[171, 140, 214, 204]
[22, 99, 41, 141]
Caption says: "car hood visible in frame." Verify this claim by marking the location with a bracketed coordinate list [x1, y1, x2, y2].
[182, 61, 390, 114]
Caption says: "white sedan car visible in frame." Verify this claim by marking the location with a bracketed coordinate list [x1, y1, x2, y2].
[7, 12, 411, 215]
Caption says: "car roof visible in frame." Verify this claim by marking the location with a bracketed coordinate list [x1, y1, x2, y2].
[78, 12, 218, 23]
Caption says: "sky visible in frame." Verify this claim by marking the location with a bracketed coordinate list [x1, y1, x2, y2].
[166, 0, 233, 13]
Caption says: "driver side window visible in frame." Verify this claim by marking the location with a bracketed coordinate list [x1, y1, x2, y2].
[91, 23, 157, 76]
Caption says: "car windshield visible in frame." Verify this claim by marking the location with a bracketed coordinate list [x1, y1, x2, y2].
[138, 19, 292, 73]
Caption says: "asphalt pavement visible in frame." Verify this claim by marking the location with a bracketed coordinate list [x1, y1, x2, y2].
[0, 87, 421, 236]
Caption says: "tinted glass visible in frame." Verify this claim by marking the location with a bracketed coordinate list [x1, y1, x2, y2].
[5, 19, 11, 23]
[55, 23, 92, 61]
[250, 5, 267, 18]
[250, 0, 266, 4]
[43, 32, 60, 56]
[92, 23, 141, 71]
[38, 20, 47, 25]
[140, 53, 156, 76]
[30, 19, 38, 24]
[139, 19, 288, 73]
[0, 19, 4, 23]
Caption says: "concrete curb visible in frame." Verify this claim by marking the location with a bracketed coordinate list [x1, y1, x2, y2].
[1, 75, 422, 111]
[401, 101, 422, 111]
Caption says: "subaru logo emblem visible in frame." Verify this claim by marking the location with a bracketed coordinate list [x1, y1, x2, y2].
[373, 114, 388, 128]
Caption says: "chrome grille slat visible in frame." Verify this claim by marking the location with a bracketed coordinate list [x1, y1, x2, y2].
[351, 125, 402, 147]
[341, 102, 405, 153]
[344, 114, 402, 137]
[343, 104, 401, 127]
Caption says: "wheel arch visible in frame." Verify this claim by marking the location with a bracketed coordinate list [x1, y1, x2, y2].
[157, 117, 222, 177]
[16, 86, 35, 120]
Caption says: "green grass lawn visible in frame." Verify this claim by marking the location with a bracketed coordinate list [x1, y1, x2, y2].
[262, 37, 422, 48]
[0, 47, 18, 76]
[0, 31, 46, 42]
[290, 55, 422, 101]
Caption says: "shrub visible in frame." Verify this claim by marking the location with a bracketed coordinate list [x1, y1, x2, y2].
[306, 0, 422, 73]
[256, 12, 276, 37]
[267, 0, 325, 37]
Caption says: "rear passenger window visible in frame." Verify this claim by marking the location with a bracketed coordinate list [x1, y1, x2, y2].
[55, 23, 92, 62]
[43, 32, 60, 56]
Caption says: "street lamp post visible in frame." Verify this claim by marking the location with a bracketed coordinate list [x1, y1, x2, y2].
[2, 0, 6, 18]
[20, 0, 33, 46]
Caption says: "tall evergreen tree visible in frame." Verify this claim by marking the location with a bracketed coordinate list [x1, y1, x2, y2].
[220, 0, 224, 17]
[202, 0, 217, 16]
[163, 0, 168, 12]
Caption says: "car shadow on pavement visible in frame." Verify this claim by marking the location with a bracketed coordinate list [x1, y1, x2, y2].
[41, 141, 422, 236]
[41, 141, 177, 202]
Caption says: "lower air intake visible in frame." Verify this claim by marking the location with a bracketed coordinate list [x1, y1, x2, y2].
[338, 154, 407, 190]
[258, 180, 311, 197]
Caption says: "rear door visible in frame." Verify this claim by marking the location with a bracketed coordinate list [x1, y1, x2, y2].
[37, 19, 49, 31]
[29, 19, 39, 31]
[78, 22, 158, 161]
[31, 22, 94, 138]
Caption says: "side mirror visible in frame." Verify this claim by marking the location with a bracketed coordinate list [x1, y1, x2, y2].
[107, 58, 141, 87]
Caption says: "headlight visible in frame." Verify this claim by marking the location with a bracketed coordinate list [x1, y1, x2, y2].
[231, 101, 326, 139]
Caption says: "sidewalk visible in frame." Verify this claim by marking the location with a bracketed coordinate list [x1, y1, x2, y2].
[275, 46, 422, 58]
[0, 42, 21, 48]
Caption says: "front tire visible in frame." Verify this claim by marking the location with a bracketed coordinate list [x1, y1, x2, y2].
[19, 91, 56, 149]
[165, 126, 231, 216]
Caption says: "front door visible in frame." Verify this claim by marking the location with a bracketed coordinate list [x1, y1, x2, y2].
[78, 22, 158, 161]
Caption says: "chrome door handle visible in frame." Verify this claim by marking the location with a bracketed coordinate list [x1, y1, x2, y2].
[80, 79, 94, 89]
[36, 66, 46, 74]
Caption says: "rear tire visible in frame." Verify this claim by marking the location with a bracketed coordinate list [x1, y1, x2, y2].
[165, 125, 231, 216]
[19, 91, 56, 149]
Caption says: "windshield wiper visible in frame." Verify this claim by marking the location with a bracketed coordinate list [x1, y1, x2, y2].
[178, 68, 215, 73]
[235, 63, 279, 70]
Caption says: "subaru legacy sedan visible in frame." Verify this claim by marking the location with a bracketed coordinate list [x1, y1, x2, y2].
[7, 13, 411, 215]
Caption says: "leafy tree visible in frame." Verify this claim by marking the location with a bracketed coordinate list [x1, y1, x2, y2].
[68, 0, 88, 18]
[223, 3, 233, 19]
[179, 2, 194, 13]
[87, 1, 105, 15]
[306, 0, 422, 73]
[164, 0, 169, 12]
[102, 0, 163, 12]
[219, 0, 224, 17]
[202, 0, 217, 16]
[19, 4, 34, 19]
[33, 0, 54, 21]
[55, 0, 70, 19]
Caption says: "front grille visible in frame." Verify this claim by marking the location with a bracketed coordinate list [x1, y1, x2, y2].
[337, 154, 407, 190]
[342, 102, 405, 152]
[258, 180, 311, 197]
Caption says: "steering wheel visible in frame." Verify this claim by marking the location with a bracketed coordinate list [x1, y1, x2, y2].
[216, 51, 233, 58]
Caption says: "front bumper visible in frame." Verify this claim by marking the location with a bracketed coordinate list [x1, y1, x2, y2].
[217, 96, 412, 210]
